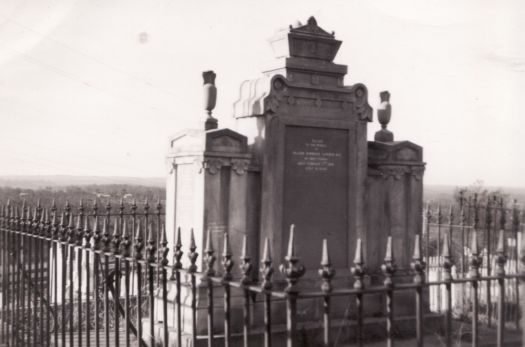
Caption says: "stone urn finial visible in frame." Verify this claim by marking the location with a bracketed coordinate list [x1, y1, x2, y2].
[374, 91, 393, 142]
[203, 70, 218, 130]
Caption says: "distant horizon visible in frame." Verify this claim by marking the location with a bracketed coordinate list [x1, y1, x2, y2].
[0, 174, 523, 191]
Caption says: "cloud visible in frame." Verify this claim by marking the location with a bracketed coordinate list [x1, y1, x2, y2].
[484, 52, 525, 72]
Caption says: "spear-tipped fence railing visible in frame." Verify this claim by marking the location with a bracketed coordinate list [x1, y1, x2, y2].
[0, 199, 524, 347]
[423, 195, 524, 332]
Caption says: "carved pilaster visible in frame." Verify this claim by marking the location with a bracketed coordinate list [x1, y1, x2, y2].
[231, 159, 250, 175]
[202, 158, 228, 175]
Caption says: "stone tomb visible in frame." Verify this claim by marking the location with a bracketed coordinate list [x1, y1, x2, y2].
[163, 17, 427, 345]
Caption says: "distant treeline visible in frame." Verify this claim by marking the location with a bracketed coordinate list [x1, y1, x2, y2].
[0, 184, 166, 207]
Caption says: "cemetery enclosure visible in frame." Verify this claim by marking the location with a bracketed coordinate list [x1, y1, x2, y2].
[0, 199, 524, 347]
[0, 15, 524, 347]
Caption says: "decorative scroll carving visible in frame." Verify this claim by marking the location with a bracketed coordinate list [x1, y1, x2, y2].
[202, 158, 227, 175]
[202, 157, 251, 175]
[381, 167, 408, 180]
[374, 165, 425, 181]
[410, 166, 425, 181]
[231, 159, 250, 175]
[350, 84, 373, 122]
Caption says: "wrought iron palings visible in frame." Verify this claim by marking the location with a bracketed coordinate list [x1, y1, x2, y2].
[424, 196, 524, 330]
[0, 199, 524, 347]
[0, 200, 163, 347]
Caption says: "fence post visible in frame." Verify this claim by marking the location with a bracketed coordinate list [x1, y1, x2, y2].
[381, 236, 396, 347]
[442, 229, 453, 347]
[280, 225, 305, 347]
[239, 235, 253, 347]
[469, 229, 482, 347]
[319, 239, 335, 347]
[188, 229, 199, 347]
[351, 239, 366, 347]
[222, 231, 234, 347]
[411, 234, 425, 347]
[203, 228, 216, 347]
[260, 238, 274, 347]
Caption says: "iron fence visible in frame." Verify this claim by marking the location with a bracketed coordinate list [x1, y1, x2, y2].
[0, 199, 524, 347]
[423, 194, 524, 331]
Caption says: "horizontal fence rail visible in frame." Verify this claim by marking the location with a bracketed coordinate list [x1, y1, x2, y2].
[0, 198, 524, 347]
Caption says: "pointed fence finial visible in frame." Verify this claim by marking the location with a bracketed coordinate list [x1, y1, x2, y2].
[204, 229, 216, 277]
[174, 227, 183, 268]
[411, 234, 425, 284]
[280, 224, 305, 293]
[146, 223, 156, 263]
[473, 193, 479, 230]
[112, 218, 121, 254]
[101, 217, 110, 252]
[59, 211, 67, 241]
[260, 238, 274, 291]
[495, 229, 507, 277]
[222, 232, 234, 281]
[240, 235, 252, 285]
[286, 224, 296, 257]
[170, 227, 183, 280]
[92, 198, 98, 216]
[76, 210, 84, 246]
[381, 236, 396, 288]
[43, 208, 51, 235]
[50, 207, 59, 239]
[188, 228, 199, 273]
[499, 197, 506, 231]
[92, 216, 100, 250]
[469, 229, 482, 280]
[121, 220, 131, 257]
[159, 224, 169, 266]
[131, 199, 137, 216]
[67, 214, 76, 243]
[512, 199, 520, 234]
[351, 238, 366, 290]
[442, 230, 453, 282]
[134, 221, 144, 260]
[83, 214, 91, 248]
[486, 198, 493, 229]
[319, 238, 335, 293]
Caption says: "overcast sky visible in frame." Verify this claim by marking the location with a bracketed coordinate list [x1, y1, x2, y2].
[0, 0, 523, 187]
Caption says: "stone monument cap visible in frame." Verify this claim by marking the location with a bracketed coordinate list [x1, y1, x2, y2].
[268, 16, 342, 62]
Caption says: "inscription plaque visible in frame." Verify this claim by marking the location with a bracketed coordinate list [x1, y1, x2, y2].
[283, 125, 349, 269]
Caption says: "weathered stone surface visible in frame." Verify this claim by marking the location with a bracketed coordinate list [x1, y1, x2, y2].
[165, 16, 427, 343]
[234, 17, 372, 273]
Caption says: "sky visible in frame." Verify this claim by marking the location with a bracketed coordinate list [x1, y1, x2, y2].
[0, 0, 523, 187]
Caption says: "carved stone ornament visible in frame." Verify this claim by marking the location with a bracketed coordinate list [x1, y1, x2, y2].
[410, 166, 425, 181]
[381, 166, 408, 180]
[231, 159, 250, 175]
[202, 158, 226, 175]
[347, 84, 373, 122]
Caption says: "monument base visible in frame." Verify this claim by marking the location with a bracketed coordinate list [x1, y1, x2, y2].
[143, 313, 445, 347]
[146, 277, 437, 346]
